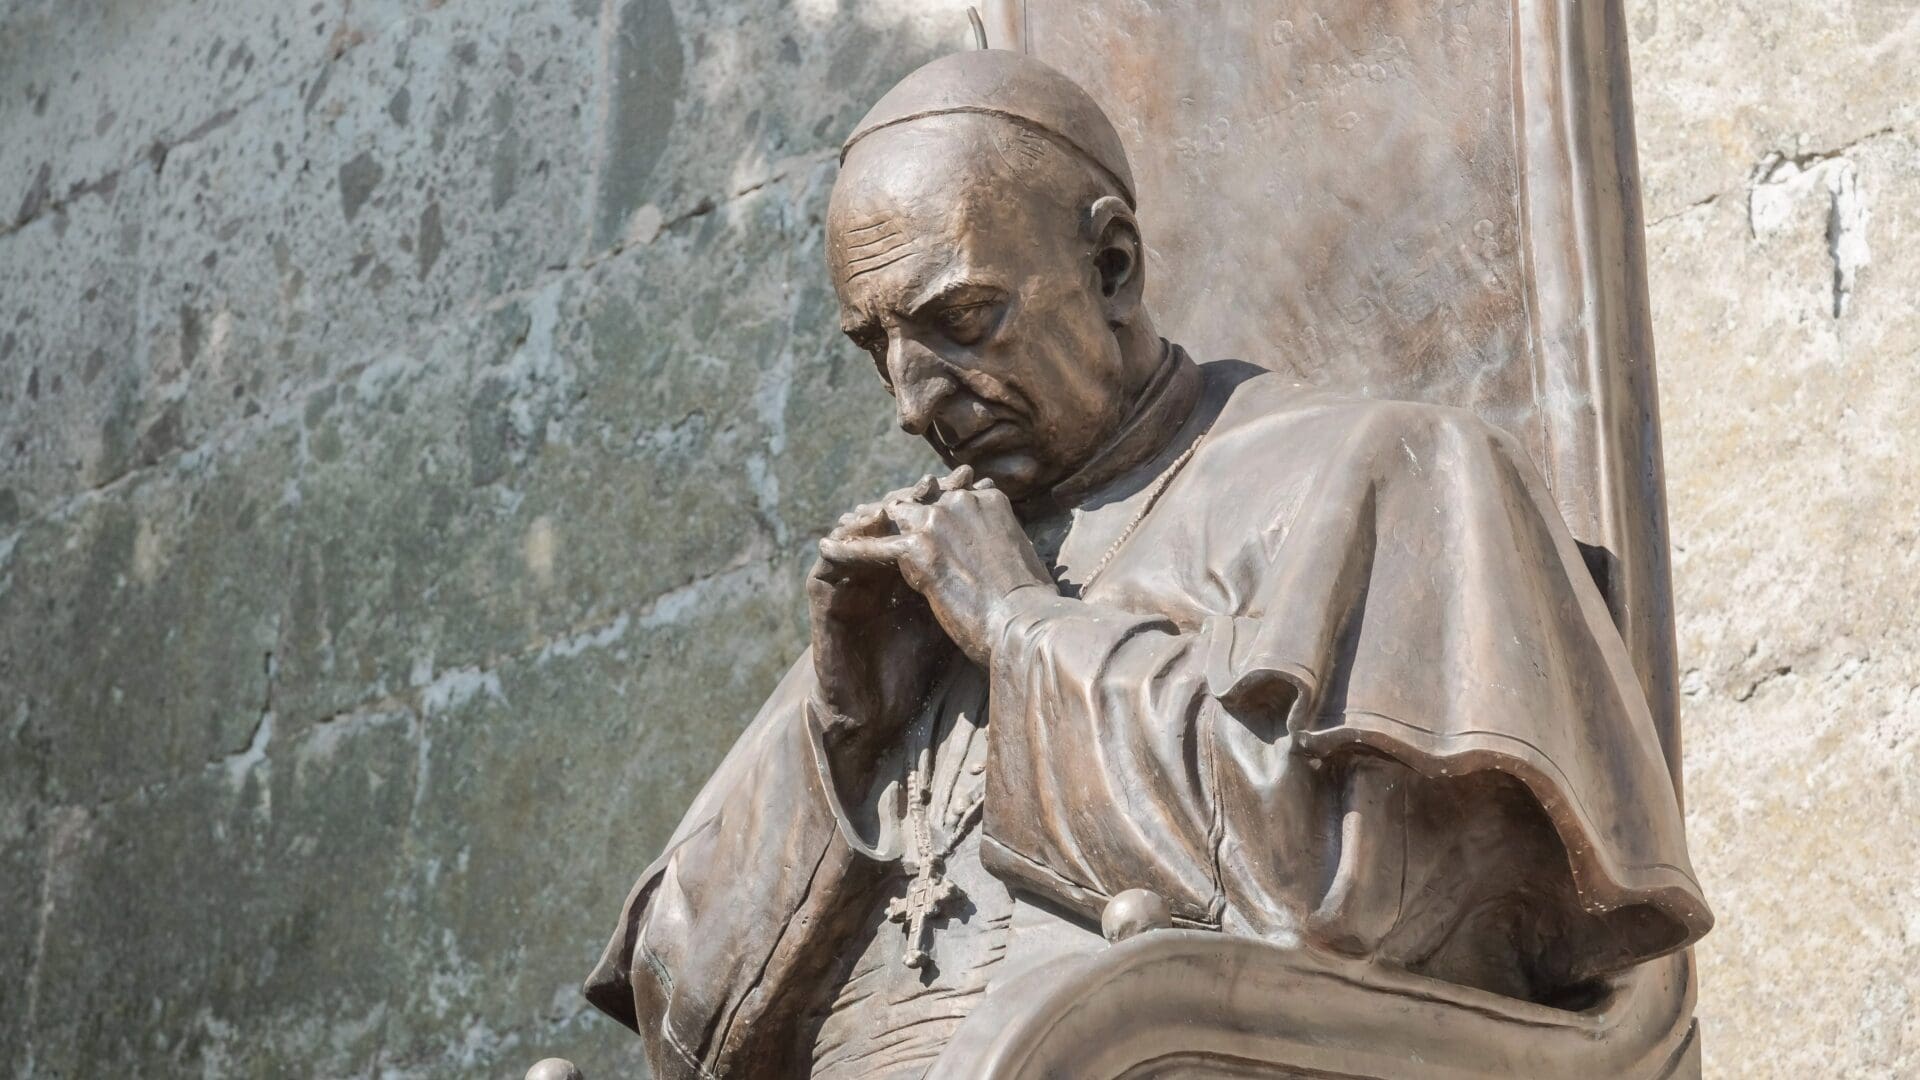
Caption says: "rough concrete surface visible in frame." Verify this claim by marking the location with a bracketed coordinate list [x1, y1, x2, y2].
[1631, 3, 1920, 1075]
[0, 0, 1914, 1076]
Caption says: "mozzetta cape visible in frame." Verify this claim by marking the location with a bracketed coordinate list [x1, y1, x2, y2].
[584, 362, 1711, 1078]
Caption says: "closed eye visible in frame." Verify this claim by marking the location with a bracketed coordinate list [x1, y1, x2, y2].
[845, 328, 892, 388]
[932, 302, 1000, 347]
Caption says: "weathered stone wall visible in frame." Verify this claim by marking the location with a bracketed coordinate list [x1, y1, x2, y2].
[0, 1, 1912, 1076]
[0, 1, 961, 1073]
[1633, 2, 1920, 1074]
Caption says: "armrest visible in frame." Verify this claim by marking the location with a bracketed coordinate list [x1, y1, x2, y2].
[929, 915, 1698, 1079]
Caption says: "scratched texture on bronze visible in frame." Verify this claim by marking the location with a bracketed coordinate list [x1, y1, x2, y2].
[539, 5, 1709, 1079]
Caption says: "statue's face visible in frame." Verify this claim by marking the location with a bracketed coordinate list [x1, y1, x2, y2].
[827, 119, 1133, 500]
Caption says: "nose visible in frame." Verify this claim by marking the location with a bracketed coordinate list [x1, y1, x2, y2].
[886, 337, 956, 437]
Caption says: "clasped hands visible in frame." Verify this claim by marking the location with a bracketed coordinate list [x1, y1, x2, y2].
[818, 464, 1054, 667]
[807, 466, 1054, 762]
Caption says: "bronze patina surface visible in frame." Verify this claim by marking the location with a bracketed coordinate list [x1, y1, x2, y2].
[565, 15, 1709, 1079]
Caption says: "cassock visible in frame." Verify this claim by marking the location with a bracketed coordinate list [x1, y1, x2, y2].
[584, 347, 1712, 1079]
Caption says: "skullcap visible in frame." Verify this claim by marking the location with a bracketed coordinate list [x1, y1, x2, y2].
[841, 49, 1135, 207]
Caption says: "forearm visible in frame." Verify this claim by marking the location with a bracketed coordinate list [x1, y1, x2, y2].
[628, 699, 890, 1073]
[980, 588, 1227, 925]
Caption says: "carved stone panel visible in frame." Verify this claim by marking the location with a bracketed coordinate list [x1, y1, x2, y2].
[1032, 2, 1531, 430]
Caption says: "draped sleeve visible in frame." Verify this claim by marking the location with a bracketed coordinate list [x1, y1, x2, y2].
[978, 395, 1710, 980]
[583, 653, 893, 1078]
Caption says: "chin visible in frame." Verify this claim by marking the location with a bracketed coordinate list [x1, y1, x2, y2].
[966, 451, 1044, 500]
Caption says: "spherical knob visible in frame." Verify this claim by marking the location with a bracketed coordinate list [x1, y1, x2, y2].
[526, 1059, 584, 1080]
[1101, 888, 1173, 943]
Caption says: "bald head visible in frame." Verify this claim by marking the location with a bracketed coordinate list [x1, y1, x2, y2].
[829, 49, 1137, 294]
[827, 114, 1120, 289]
[821, 53, 1161, 500]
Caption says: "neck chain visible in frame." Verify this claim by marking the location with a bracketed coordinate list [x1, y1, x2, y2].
[886, 699, 984, 969]
[1073, 420, 1209, 590]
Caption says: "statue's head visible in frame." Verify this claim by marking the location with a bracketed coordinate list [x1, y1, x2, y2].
[828, 50, 1150, 500]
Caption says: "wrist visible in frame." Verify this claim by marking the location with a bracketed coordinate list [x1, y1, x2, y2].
[983, 579, 1057, 665]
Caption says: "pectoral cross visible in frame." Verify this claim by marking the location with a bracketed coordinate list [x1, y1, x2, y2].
[886, 860, 957, 969]
[888, 741, 957, 969]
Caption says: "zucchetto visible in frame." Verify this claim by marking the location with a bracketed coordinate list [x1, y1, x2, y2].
[840, 49, 1136, 207]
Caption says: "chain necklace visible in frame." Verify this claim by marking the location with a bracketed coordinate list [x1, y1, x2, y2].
[886, 733, 983, 969]
[1073, 420, 1210, 590]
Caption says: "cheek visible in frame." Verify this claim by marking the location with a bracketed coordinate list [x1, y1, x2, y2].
[1002, 291, 1120, 415]
[1034, 319, 1129, 440]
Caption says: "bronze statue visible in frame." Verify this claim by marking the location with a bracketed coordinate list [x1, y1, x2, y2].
[569, 46, 1710, 1080]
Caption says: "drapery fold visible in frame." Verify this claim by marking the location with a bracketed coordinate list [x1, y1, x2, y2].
[584, 367, 1711, 1075]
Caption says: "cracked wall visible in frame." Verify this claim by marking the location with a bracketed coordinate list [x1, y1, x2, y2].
[1, 0, 1916, 1077]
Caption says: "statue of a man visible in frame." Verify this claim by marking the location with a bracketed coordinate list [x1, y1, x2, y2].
[585, 51, 1709, 1079]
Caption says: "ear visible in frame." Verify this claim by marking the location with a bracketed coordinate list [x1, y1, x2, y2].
[1084, 195, 1144, 327]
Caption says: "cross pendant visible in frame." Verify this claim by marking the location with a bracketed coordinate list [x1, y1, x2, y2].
[885, 861, 957, 969]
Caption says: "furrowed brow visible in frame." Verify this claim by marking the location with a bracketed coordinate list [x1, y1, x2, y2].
[905, 278, 998, 319]
[841, 313, 882, 339]
[843, 240, 923, 281]
[842, 227, 906, 254]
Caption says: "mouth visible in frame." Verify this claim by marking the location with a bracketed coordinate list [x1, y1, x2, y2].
[945, 420, 1021, 458]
